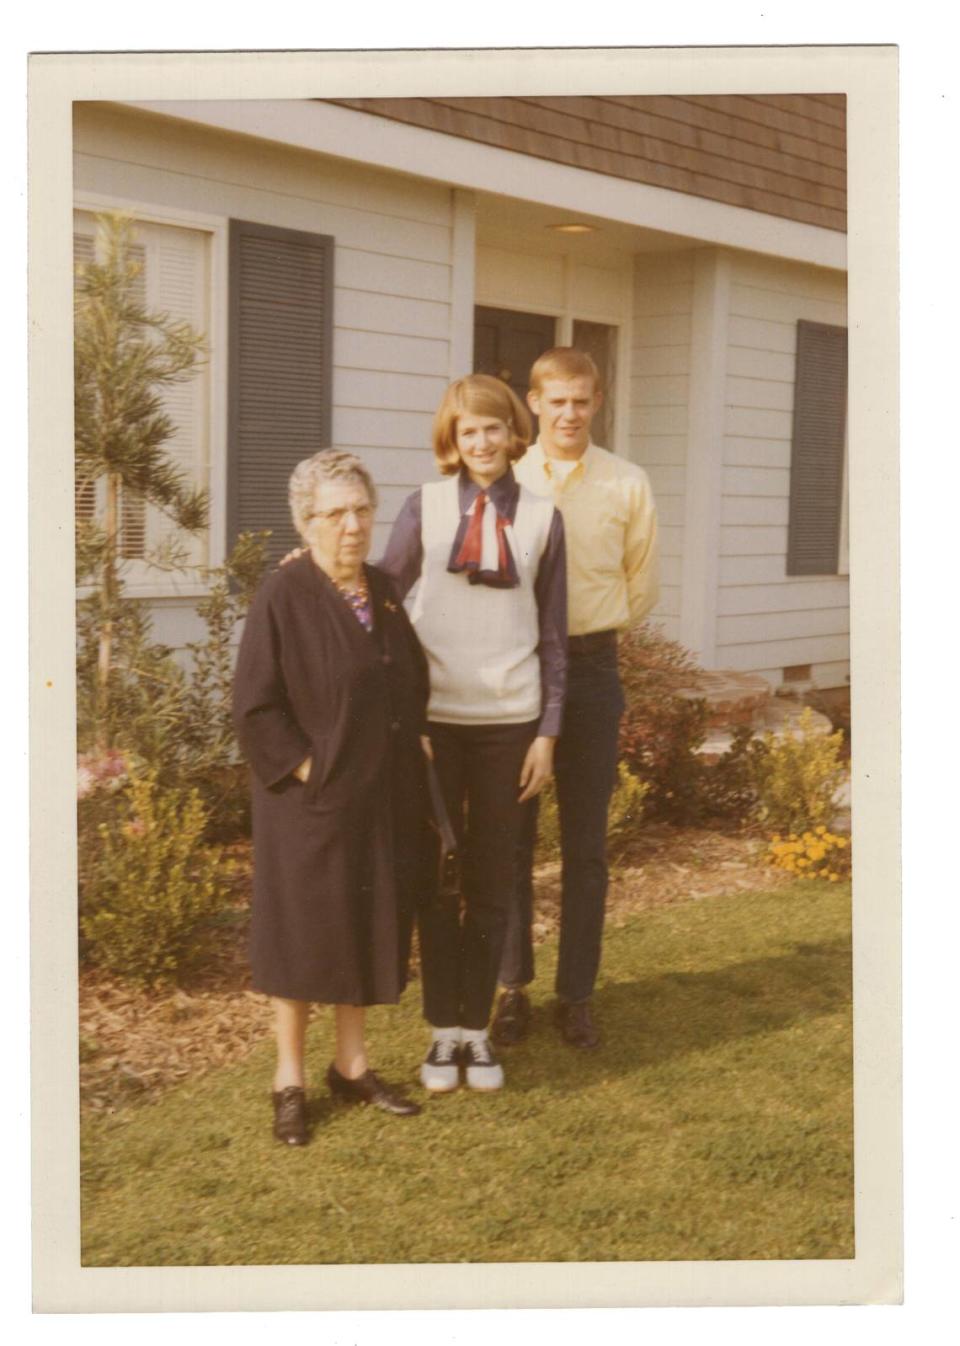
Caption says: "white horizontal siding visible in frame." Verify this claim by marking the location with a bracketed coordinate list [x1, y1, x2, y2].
[724, 439, 792, 469]
[629, 434, 688, 467]
[334, 289, 450, 340]
[722, 466, 791, 497]
[333, 408, 435, 450]
[635, 404, 689, 437]
[78, 150, 454, 265]
[718, 578, 849, 616]
[719, 554, 789, 585]
[644, 465, 686, 498]
[727, 315, 797, 354]
[726, 375, 794, 413]
[651, 495, 684, 529]
[730, 283, 847, 327]
[657, 523, 685, 561]
[717, 633, 850, 670]
[656, 585, 682, 619]
[720, 526, 787, 556]
[723, 406, 793, 440]
[631, 345, 692, 377]
[334, 369, 448, 414]
[630, 375, 690, 408]
[658, 554, 683, 588]
[726, 347, 796, 382]
[717, 606, 849, 646]
[335, 330, 449, 377]
[353, 447, 437, 487]
[336, 248, 451, 303]
[715, 253, 847, 685]
[632, 314, 692, 348]
[721, 496, 790, 527]
[729, 253, 847, 304]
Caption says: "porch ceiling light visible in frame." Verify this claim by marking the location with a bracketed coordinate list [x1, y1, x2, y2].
[548, 222, 598, 234]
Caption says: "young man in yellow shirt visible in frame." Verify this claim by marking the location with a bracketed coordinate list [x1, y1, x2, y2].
[493, 348, 660, 1049]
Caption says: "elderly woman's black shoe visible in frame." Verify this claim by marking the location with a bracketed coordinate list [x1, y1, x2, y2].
[272, 1085, 309, 1145]
[326, 1063, 421, 1116]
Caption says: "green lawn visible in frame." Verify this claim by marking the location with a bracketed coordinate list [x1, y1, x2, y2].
[81, 880, 853, 1265]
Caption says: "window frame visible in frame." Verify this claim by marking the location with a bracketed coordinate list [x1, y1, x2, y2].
[74, 193, 229, 600]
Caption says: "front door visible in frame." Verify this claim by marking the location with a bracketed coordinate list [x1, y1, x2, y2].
[473, 307, 557, 435]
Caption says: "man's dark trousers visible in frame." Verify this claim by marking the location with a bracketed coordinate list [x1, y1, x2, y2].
[500, 632, 624, 1003]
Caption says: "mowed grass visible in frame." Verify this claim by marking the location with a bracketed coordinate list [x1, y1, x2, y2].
[81, 880, 853, 1265]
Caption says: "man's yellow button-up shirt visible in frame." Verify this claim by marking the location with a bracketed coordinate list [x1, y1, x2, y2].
[514, 440, 660, 637]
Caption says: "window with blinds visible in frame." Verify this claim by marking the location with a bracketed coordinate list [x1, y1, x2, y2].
[786, 320, 848, 576]
[227, 220, 334, 567]
[73, 212, 211, 574]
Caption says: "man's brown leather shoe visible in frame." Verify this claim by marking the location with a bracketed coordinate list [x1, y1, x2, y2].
[491, 988, 532, 1046]
[555, 1000, 601, 1050]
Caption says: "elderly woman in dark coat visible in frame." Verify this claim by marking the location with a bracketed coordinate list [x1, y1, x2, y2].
[233, 450, 428, 1145]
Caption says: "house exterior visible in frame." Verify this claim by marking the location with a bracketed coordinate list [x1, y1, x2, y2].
[74, 93, 849, 690]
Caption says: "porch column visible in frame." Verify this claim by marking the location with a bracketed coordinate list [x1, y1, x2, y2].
[678, 247, 731, 667]
[449, 188, 476, 379]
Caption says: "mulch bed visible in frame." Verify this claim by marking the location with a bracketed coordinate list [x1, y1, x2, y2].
[79, 827, 792, 1115]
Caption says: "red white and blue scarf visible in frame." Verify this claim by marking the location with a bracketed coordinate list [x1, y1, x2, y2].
[447, 483, 519, 588]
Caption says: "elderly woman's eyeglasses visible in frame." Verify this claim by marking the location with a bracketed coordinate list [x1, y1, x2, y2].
[308, 504, 374, 527]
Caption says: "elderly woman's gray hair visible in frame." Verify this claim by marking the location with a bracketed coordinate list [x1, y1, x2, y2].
[289, 450, 379, 538]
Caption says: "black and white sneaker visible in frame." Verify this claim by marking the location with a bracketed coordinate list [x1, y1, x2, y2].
[462, 1035, 504, 1091]
[420, 1033, 461, 1092]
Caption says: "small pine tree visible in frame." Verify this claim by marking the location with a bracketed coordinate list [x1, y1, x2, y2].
[74, 211, 208, 749]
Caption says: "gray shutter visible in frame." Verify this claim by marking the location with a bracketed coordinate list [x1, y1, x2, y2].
[227, 220, 334, 565]
[786, 320, 847, 576]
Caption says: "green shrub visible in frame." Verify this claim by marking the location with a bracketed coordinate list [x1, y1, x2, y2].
[748, 708, 847, 835]
[616, 624, 714, 823]
[76, 532, 269, 844]
[79, 768, 234, 985]
[536, 763, 650, 864]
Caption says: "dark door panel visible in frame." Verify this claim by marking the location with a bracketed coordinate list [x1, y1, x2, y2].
[473, 307, 557, 435]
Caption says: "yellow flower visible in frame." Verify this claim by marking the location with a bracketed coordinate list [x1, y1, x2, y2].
[815, 825, 827, 835]
[828, 873, 839, 881]
[834, 837, 848, 848]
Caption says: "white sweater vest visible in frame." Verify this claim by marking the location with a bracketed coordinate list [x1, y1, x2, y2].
[409, 477, 555, 725]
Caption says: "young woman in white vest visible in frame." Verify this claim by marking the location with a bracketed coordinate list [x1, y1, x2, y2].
[380, 374, 568, 1092]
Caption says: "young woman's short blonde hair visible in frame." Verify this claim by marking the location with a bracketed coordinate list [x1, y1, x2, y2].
[288, 450, 378, 539]
[432, 375, 533, 476]
[529, 347, 602, 395]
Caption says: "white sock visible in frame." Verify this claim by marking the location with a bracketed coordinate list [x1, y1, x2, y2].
[461, 1028, 489, 1046]
[432, 1026, 461, 1044]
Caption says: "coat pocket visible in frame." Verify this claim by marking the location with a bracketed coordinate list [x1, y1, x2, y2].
[302, 733, 331, 806]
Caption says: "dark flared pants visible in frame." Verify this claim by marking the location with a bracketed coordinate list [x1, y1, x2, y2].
[500, 639, 625, 1003]
[419, 719, 538, 1030]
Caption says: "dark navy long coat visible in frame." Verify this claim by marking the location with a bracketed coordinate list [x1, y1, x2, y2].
[232, 555, 429, 1005]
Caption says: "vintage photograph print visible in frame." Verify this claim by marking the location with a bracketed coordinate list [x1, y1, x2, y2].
[29, 47, 900, 1311]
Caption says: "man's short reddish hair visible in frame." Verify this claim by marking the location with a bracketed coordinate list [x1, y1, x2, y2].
[529, 347, 602, 395]
[432, 374, 533, 476]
